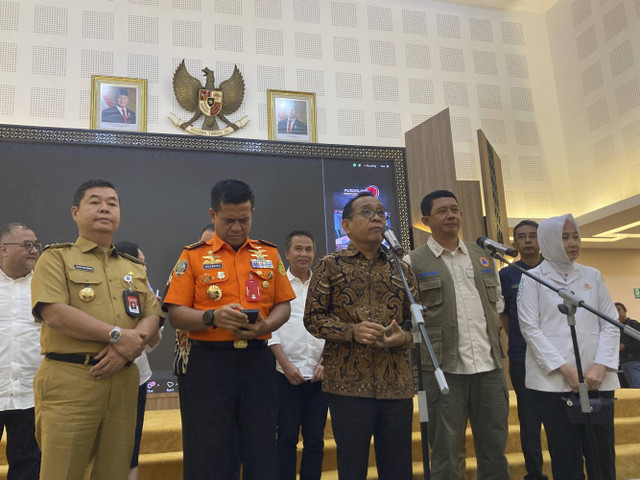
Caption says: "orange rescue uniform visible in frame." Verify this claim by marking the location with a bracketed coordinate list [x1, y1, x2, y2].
[164, 233, 295, 340]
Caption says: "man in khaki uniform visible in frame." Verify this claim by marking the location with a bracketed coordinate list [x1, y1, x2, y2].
[30, 179, 162, 480]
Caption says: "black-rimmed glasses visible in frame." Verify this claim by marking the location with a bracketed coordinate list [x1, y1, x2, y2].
[1, 241, 43, 253]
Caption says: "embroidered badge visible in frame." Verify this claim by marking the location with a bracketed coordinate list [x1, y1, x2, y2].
[174, 259, 188, 277]
[278, 258, 286, 277]
[516, 279, 524, 301]
[479, 257, 490, 268]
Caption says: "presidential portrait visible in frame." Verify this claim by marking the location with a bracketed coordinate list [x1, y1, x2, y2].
[268, 90, 317, 143]
[91, 75, 147, 132]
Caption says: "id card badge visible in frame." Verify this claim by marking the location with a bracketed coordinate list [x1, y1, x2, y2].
[123, 290, 141, 318]
[245, 274, 262, 303]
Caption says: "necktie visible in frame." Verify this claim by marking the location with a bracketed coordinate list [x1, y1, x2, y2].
[122, 109, 127, 122]
[287, 120, 292, 133]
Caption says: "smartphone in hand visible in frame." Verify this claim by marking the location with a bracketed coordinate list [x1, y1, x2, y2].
[241, 309, 259, 324]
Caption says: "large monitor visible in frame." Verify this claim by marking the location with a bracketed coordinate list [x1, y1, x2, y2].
[0, 124, 411, 386]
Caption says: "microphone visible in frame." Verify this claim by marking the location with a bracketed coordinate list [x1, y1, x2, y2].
[476, 236, 518, 257]
[382, 226, 404, 256]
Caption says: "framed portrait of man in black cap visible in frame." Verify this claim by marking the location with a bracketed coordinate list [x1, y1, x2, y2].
[91, 75, 147, 132]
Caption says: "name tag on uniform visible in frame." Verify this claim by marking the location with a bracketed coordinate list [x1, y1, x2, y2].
[123, 291, 141, 318]
[74, 265, 94, 272]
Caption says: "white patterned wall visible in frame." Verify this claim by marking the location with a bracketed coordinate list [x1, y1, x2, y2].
[0, 0, 572, 218]
[547, 0, 640, 214]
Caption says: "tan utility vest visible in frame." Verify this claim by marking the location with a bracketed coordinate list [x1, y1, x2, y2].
[409, 241, 504, 372]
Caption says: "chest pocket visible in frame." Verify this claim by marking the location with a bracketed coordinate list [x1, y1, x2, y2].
[418, 276, 442, 307]
[67, 269, 105, 306]
[249, 269, 275, 303]
[482, 275, 499, 303]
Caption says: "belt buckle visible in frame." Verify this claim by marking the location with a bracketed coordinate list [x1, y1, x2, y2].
[233, 339, 248, 349]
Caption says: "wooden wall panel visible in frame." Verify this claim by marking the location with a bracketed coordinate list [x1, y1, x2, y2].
[478, 129, 509, 245]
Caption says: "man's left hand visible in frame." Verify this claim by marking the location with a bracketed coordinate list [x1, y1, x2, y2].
[90, 344, 129, 380]
[234, 312, 268, 339]
[311, 362, 324, 383]
[374, 320, 407, 348]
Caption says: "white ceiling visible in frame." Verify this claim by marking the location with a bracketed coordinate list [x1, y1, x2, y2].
[441, 0, 560, 13]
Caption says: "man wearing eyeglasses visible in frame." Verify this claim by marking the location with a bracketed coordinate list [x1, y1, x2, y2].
[305, 191, 418, 480]
[0, 223, 43, 480]
[499, 220, 547, 480]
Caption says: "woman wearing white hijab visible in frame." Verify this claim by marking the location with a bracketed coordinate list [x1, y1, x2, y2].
[517, 214, 619, 480]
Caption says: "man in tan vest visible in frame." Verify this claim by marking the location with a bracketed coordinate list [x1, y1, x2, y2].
[407, 189, 511, 480]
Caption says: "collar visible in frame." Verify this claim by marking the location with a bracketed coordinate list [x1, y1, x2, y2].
[427, 235, 466, 257]
[540, 259, 582, 284]
[75, 236, 117, 256]
[0, 268, 32, 282]
[342, 242, 386, 260]
[208, 232, 261, 253]
[287, 267, 312, 286]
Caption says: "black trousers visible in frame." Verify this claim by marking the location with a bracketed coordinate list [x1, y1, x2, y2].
[275, 372, 328, 480]
[180, 343, 277, 480]
[531, 390, 616, 480]
[0, 407, 41, 480]
[509, 362, 548, 480]
[327, 393, 413, 480]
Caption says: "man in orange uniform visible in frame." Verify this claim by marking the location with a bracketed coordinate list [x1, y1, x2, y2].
[164, 179, 295, 480]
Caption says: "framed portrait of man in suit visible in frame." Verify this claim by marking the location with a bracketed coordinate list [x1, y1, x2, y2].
[267, 90, 317, 143]
[90, 75, 147, 132]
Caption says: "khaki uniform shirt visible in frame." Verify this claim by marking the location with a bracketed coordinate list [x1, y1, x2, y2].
[31, 237, 163, 354]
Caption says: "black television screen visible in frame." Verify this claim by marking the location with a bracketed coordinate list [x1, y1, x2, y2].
[0, 124, 410, 382]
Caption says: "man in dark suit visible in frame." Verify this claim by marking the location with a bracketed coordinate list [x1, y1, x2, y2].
[101, 88, 136, 124]
[278, 102, 307, 135]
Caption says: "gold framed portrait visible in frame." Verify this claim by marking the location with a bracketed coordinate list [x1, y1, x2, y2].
[90, 75, 147, 132]
[267, 90, 317, 143]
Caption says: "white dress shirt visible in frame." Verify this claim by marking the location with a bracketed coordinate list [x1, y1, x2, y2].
[268, 269, 324, 379]
[0, 269, 42, 410]
[517, 261, 620, 392]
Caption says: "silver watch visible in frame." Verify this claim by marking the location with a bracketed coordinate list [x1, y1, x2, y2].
[108, 326, 121, 344]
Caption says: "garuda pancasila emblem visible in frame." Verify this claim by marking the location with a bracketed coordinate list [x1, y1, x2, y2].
[169, 59, 249, 136]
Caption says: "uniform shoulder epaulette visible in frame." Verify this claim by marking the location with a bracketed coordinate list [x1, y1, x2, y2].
[119, 252, 145, 265]
[43, 242, 74, 251]
[184, 241, 206, 250]
[257, 239, 277, 248]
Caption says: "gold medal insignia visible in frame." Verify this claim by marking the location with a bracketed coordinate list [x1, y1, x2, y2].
[267, 271, 274, 279]
[278, 258, 286, 277]
[79, 287, 95, 303]
[206, 285, 223, 301]
[202, 273, 212, 283]
[263, 280, 269, 289]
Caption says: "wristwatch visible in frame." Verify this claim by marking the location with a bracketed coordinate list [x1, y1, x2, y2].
[202, 309, 217, 328]
[108, 326, 121, 344]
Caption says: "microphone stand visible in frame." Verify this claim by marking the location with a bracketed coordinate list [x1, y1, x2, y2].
[388, 248, 449, 480]
[488, 249, 640, 480]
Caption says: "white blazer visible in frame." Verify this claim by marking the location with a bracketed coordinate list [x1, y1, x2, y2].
[517, 261, 620, 392]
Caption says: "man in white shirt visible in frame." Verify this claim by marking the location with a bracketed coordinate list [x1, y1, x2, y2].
[0, 223, 43, 479]
[407, 190, 511, 480]
[269, 231, 327, 480]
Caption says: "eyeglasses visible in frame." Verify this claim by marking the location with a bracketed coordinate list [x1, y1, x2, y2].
[514, 233, 537, 241]
[1, 241, 43, 253]
[350, 208, 388, 220]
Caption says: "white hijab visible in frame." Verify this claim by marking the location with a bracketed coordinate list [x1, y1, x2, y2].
[538, 213, 580, 279]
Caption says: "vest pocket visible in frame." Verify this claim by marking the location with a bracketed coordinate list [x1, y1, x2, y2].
[418, 277, 443, 307]
[483, 276, 499, 303]
[419, 327, 442, 366]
